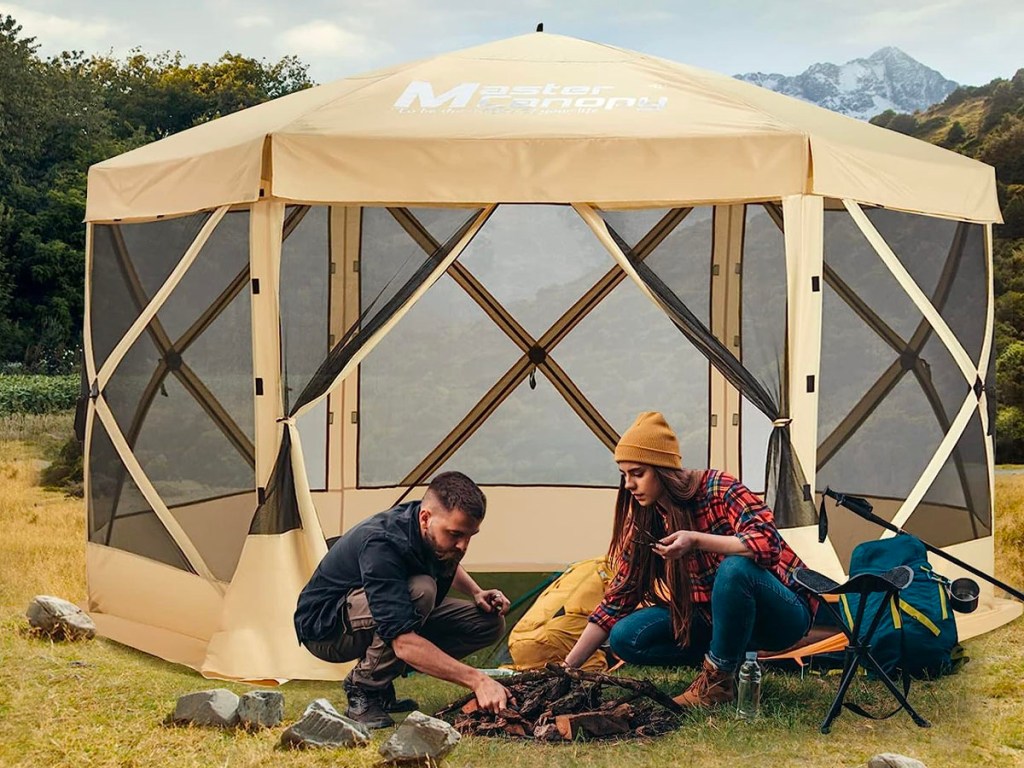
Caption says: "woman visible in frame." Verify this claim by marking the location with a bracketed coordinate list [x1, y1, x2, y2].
[563, 411, 817, 708]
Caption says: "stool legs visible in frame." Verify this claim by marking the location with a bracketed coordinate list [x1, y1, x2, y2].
[859, 649, 931, 728]
[819, 644, 931, 733]
[820, 647, 859, 734]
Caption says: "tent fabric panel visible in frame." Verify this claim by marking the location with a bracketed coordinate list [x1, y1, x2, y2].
[89, 610, 209, 672]
[269, 134, 810, 209]
[453, 205, 614, 341]
[86, 137, 265, 222]
[84, 76, 379, 222]
[86, 542, 223, 643]
[809, 137, 999, 224]
[86, 34, 998, 222]
[201, 530, 344, 682]
[337, 485, 618, 572]
[844, 201, 975, 383]
[954, 597, 1023, 642]
[170, 492, 259, 584]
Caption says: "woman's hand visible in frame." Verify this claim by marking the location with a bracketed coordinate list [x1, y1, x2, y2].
[653, 530, 701, 559]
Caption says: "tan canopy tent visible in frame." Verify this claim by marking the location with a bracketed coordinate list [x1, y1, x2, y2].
[82, 32, 1018, 682]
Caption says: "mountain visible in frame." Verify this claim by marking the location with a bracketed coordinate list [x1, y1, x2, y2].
[736, 47, 958, 120]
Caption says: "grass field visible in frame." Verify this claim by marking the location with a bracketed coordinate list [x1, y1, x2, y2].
[1, 413, 1022, 767]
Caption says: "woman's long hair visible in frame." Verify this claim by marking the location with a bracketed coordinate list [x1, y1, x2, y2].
[605, 466, 704, 645]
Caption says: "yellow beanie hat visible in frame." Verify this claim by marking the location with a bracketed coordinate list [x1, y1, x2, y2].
[614, 411, 682, 469]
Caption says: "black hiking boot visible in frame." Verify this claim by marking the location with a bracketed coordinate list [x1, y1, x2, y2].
[382, 681, 418, 713]
[343, 680, 394, 729]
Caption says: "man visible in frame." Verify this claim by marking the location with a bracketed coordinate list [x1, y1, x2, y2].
[294, 471, 511, 728]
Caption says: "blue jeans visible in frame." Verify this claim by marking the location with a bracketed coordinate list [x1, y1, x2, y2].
[608, 556, 811, 672]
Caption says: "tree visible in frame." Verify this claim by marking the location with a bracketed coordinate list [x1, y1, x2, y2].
[943, 120, 967, 147]
[981, 115, 1024, 186]
[85, 50, 313, 140]
[996, 340, 1024, 410]
[995, 406, 1024, 464]
[0, 11, 315, 366]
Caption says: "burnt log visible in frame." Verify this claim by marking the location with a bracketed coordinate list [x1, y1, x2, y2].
[555, 712, 631, 739]
[435, 664, 681, 741]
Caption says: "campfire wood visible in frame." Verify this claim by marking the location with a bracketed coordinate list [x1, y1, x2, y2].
[435, 664, 683, 741]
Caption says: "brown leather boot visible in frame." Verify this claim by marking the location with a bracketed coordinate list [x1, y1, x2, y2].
[673, 657, 736, 708]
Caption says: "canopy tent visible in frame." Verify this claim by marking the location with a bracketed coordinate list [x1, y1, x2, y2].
[81, 33, 1017, 682]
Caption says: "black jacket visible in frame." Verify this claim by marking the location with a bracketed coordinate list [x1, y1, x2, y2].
[293, 501, 453, 643]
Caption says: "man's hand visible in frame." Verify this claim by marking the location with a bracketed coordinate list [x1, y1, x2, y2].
[473, 674, 514, 713]
[654, 530, 700, 560]
[473, 588, 510, 615]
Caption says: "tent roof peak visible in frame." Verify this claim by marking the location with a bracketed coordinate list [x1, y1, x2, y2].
[86, 33, 1000, 224]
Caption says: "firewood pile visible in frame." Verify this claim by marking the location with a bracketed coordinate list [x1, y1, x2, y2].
[434, 665, 682, 741]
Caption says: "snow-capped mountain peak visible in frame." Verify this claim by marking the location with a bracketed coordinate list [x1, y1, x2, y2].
[736, 48, 958, 120]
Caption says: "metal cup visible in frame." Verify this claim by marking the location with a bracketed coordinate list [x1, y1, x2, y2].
[948, 577, 980, 613]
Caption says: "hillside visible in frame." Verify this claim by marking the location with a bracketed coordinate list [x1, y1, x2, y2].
[870, 69, 1024, 236]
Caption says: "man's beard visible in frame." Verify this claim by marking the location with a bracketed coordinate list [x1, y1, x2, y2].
[423, 523, 464, 568]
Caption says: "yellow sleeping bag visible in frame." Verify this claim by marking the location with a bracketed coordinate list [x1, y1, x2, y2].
[508, 556, 613, 672]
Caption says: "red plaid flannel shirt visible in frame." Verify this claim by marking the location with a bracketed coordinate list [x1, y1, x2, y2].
[589, 470, 818, 632]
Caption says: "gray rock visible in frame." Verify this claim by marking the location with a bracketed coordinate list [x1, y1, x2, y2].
[237, 690, 284, 729]
[26, 596, 96, 641]
[868, 755, 928, 768]
[280, 707, 370, 749]
[303, 697, 341, 718]
[379, 710, 460, 764]
[172, 689, 240, 728]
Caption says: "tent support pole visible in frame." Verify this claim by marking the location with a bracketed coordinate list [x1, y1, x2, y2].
[250, 201, 287, 489]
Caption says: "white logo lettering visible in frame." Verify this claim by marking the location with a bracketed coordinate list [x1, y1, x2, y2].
[392, 81, 667, 115]
[394, 80, 480, 109]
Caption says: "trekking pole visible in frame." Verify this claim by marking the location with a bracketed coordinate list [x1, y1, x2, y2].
[820, 487, 1024, 603]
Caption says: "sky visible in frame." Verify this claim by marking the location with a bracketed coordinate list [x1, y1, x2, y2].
[1, 0, 1021, 87]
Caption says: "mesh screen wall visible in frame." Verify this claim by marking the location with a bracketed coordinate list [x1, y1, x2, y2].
[89, 211, 256, 577]
[816, 208, 989, 565]
[358, 204, 712, 488]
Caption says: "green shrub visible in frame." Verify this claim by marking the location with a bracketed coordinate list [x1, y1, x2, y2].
[0, 374, 79, 415]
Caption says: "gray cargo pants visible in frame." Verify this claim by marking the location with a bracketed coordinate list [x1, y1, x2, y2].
[302, 574, 505, 690]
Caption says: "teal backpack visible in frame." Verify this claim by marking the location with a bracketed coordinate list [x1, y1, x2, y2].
[841, 534, 964, 679]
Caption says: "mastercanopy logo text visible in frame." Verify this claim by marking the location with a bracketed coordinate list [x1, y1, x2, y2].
[393, 80, 668, 115]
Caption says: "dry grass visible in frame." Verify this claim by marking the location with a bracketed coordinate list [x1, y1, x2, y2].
[0, 419, 1022, 767]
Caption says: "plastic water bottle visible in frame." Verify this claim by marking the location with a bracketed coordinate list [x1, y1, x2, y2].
[736, 651, 762, 721]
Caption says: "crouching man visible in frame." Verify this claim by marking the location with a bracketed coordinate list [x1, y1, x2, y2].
[293, 471, 511, 728]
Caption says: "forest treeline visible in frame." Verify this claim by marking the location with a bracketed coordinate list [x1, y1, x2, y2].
[0, 15, 311, 370]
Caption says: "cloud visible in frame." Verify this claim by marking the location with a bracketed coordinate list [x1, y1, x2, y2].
[235, 15, 273, 29]
[278, 20, 386, 60]
[0, 3, 115, 50]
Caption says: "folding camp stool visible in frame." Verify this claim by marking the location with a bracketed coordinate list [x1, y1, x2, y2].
[793, 566, 931, 734]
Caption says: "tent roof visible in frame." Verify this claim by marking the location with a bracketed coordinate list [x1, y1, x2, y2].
[86, 33, 1000, 223]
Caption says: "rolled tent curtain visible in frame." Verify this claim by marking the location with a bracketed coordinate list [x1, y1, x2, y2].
[578, 203, 816, 528]
[249, 206, 492, 546]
